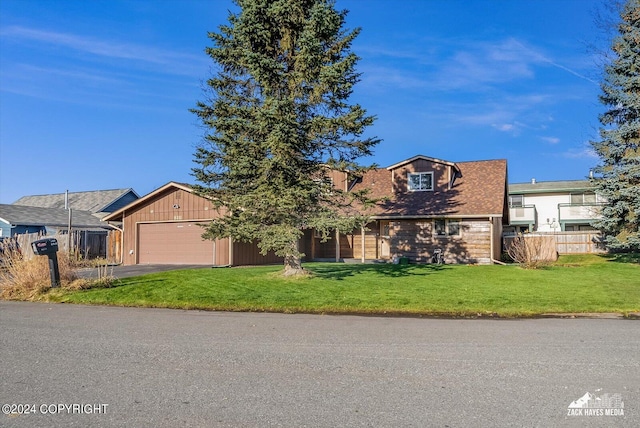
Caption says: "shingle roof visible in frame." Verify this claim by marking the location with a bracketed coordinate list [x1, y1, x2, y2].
[0, 204, 109, 229]
[509, 180, 593, 194]
[352, 159, 508, 218]
[13, 189, 138, 214]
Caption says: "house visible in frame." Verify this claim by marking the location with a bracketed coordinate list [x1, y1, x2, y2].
[104, 156, 508, 266]
[505, 179, 604, 234]
[13, 188, 139, 220]
[0, 204, 109, 238]
[101, 182, 282, 266]
[302, 155, 509, 265]
[4, 188, 138, 259]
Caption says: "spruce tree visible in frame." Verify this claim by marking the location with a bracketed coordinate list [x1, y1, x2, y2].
[192, 0, 379, 274]
[591, 0, 640, 251]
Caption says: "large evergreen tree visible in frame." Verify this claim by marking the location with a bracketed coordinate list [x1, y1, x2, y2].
[591, 0, 640, 251]
[192, 0, 379, 274]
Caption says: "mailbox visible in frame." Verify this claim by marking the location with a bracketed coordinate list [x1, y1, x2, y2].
[31, 238, 59, 255]
[31, 238, 60, 287]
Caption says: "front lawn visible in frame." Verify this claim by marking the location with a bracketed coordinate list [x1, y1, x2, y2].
[45, 255, 640, 317]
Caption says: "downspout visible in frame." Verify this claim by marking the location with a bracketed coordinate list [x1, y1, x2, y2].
[106, 221, 124, 265]
[489, 216, 493, 262]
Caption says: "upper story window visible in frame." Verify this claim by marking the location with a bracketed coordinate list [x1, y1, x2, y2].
[570, 192, 602, 204]
[408, 172, 433, 191]
[509, 195, 524, 207]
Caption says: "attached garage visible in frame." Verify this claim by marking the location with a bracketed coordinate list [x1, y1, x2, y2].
[137, 222, 229, 265]
[102, 182, 280, 266]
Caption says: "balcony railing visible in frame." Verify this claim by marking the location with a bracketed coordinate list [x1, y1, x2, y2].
[508, 205, 536, 223]
[558, 203, 604, 222]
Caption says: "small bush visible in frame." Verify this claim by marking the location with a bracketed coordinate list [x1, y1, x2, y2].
[506, 234, 557, 269]
[0, 248, 78, 300]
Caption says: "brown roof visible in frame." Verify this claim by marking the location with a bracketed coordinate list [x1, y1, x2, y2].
[352, 159, 507, 218]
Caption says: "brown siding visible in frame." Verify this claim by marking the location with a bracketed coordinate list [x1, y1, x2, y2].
[326, 169, 349, 191]
[391, 159, 452, 194]
[232, 240, 283, 266]
[388, 218, 492, 264]
[122, 188, 220, 265]
[345, 222, 379, 260]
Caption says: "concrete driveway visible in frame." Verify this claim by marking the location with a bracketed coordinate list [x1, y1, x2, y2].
[75, 264, 210, 279]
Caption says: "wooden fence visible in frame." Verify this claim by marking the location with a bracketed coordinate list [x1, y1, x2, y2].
[503, 231, 605, 255]
[8, 230, 122, 262]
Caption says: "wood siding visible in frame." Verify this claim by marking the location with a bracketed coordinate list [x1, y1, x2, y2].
[121, 187, 218, 265]
[388, 218, 492, 264]
[232, 240, 283, 266]
[391, 159, 453, 194]
[119, 185, 282, 266]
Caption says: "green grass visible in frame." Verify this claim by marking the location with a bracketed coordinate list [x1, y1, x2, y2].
[44, 254, 640, 317]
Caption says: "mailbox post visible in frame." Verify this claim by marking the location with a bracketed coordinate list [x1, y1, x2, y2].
[31, 238, 60, 288]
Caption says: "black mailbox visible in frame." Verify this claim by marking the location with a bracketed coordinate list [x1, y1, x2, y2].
[31, 238, 60, 287]
[31, 238, 59, 255]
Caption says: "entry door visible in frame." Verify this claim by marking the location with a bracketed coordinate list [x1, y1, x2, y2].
[380, 221, 391, 258]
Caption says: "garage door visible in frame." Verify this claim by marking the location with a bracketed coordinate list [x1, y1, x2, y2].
[138, 222, 214, 264]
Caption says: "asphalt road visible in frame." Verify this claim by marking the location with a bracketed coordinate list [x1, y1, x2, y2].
[1, 302, 638, 428]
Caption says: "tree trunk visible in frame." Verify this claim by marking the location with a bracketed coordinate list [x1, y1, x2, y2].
[283, 253, 304, 276]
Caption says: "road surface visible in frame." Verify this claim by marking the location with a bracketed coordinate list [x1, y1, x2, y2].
[1, 302, 637, 427]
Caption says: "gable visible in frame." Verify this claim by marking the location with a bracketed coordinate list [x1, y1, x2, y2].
[388, 158, 460, 194]
[101, 182, 220, 223]
[351, 157, 507, 218]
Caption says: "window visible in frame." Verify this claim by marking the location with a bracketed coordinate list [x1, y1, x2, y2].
[509, 195, 524, 207]
[434, 219, 460, 237]
[408, 172, 433, 191]
[447, 220, 460, 236]
[571, 192, 598, 204]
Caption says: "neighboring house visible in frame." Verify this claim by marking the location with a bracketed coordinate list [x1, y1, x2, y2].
[0, 204, 109, 237]
[303, 155, 509, 265]
[101, 182, 282, 266]
[13, 188, 139, 219]
[505, 179, 604, 234]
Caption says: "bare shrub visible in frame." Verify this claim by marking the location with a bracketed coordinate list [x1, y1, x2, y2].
[506, 234, 557, 269]
[0, 247, 78, 300]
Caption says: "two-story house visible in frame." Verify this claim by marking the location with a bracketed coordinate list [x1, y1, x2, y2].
[302, 155, 509, 265]
[103, 155, 509, 266]
[505, 179, 604, 234]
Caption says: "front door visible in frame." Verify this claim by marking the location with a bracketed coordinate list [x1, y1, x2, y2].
[380, 221, 390, 258]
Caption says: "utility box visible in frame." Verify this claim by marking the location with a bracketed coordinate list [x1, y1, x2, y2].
[31, 238, 61, 287]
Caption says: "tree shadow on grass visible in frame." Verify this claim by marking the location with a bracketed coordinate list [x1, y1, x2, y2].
[602, 253, 640, 264]
[307, 262, 448, 280]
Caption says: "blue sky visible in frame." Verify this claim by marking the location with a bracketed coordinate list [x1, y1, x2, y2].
[0, 0, 610, 204]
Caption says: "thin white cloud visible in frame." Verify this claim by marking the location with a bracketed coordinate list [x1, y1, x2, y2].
[541, 136, 561, 144]
[1, 25, 207, 75]
[507, 39, 599, 85]
[563, 144, 599, 159]
[493, 123, 516, 132]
